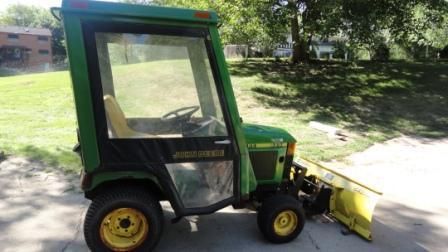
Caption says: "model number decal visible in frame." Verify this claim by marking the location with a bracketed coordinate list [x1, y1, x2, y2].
[173, 150, 225, 159]
[247, 142, 287, 148]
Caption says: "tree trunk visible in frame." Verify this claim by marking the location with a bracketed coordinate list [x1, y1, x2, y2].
[290, 6, 301, 63]
[124, 41, 129, 64]
[298, 38, 308, 62]
[290, 2, 308, 63]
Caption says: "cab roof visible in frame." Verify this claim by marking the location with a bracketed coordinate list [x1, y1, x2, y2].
[60, 0, 218, 24]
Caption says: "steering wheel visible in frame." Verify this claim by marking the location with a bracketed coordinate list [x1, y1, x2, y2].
[161, 106, 200, 122]
[184, 116, 226, 136]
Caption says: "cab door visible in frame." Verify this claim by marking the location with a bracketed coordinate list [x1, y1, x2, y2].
[82, 21, 240, 215]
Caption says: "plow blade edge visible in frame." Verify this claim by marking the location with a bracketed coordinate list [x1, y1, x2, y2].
[297, 157, 383, 240]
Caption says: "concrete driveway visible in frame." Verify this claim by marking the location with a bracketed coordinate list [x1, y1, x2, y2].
[1, 135, 447, 251]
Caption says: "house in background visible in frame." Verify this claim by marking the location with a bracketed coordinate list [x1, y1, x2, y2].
[314, 41, 337, 59]
[224, 44, 248, 59]
[273, 34, 348, 60]
[0, 26, 52, 70]
[273, 41, 294, 58]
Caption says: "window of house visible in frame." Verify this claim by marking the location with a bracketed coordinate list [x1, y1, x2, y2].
[7, 34, 19, 40]
[37, 36, 48, 41]
[38, 49, 49, 55]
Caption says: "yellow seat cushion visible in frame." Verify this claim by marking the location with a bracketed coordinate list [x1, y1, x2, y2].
[103, 95, 155, 138]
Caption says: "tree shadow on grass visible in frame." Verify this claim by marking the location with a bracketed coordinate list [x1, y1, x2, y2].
[229, 60, 448, 138]
[18, 145, 81, 173]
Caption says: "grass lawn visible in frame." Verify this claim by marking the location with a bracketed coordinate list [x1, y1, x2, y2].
[0, 60, 447, 173]
[0, 71, 79, 172]
[230, 59, 448, 160]
[111, 60, 203, 117]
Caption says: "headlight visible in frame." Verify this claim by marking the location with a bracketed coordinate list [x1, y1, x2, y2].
[287, 142, 296, 156]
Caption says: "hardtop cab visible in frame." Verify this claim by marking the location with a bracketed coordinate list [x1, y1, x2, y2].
[61, 0, 261, 205]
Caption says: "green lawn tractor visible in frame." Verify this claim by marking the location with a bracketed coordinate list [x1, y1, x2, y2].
[56, 1, 382, 251]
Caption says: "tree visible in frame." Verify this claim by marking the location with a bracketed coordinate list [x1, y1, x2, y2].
[270, 0, 448, 63]
[419, 12, 448, 57]
[271, 0, 343, 63]
[0, 4, 66, 58]
[153, 0, 288, 55]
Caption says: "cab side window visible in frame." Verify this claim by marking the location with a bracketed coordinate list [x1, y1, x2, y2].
[95, 32, 228, 139]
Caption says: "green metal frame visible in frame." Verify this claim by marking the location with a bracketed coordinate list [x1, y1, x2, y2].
[208, 26, 258, 196]
[61, 0, 218, 24]
[62, 13, 100, 171]
[61, 0, 258, 196]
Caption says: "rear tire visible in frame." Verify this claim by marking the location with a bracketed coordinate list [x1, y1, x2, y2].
[84, 187, 163, 252]
[257, 195, 305, 243]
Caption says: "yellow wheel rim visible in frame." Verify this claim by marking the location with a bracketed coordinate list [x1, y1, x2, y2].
[100, 208, 149, 251]
[273, 210, 298, 236]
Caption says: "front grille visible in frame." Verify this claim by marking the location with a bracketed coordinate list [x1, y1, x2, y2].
[249, 151, 278, 180]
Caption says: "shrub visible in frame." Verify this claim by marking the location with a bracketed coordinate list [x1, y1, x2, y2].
[371, 43, 390, 61]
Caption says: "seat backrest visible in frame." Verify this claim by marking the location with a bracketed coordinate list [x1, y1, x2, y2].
[103, 94, 134, 138]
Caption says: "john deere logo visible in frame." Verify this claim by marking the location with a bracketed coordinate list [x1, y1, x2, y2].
[173, 150, 224, 159]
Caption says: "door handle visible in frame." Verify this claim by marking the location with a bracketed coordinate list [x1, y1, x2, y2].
[214, 139, 231, 144]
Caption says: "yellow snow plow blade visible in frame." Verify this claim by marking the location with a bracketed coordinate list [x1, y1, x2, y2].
[298, 157, 383, 240]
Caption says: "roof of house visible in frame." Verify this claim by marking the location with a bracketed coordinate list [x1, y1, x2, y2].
[0, 26, 52, 36]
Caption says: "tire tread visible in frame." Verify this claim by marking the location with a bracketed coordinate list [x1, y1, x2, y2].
[84, 186, 163, 252]
[257, 195, 305, 243]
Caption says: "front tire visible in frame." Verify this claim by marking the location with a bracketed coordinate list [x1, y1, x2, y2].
[257, 195, 305, 243]
[84, 187, 163, 251]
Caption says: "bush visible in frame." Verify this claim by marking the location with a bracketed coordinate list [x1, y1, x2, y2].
[309, 48, 317, 59]
[439, 45, 448, 59]
[332, 42, 348, 59]
[353, 48, 370, 60]
[371, 43, 390, 61]
[0, 68, 21, 77]
[389, 44, 413, 61]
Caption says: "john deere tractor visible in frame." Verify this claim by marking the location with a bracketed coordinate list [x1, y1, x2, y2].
[56, 1, 381, 251]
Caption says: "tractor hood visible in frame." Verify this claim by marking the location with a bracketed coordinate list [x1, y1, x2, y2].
[242, 123, 296, 145]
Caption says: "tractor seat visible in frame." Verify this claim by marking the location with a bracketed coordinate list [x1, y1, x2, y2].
[103, 95, 156, 138]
